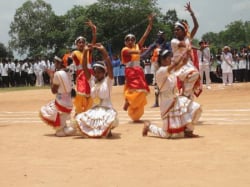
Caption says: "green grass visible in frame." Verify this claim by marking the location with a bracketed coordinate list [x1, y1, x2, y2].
[0, 86, 50, 92]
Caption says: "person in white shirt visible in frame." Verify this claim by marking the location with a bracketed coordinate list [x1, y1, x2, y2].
[232, 52, 239, 82]
[27, 60, 35, 86]
[8, 59, 15, 87]
[21, 60, 29, 86]
[221, 46, 233, 86]
[14, 60, 21, 86]
[43, 59, 51, 85]
[1, 59, 9, 87]
[143, 58, 153, 85]
[238, 48, 247, 82]
[36, 59, 46, 86]
[0, 61, 2, 87]
[197, 40, 211, 89]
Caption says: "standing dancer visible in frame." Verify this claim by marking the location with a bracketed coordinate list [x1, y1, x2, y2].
[142, 49, 202, 138]
[40, 56, 75, 137]
[121, 14, 153, 122]
[72, 20, 96, 115]
[75, 43, 118, 138]
[171, 2, 201, 99]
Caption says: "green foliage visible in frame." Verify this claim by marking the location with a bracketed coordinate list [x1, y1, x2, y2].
[0, 43, 9, 58]
[201, 20, 250, 54]
[9, 0, 249, 58]
[63, 5, 88, 45]
[162, 9, 178, 40]
[9, 0, 55, 57]
[0, 43, 13, 59]
[84, 0, 161, 53]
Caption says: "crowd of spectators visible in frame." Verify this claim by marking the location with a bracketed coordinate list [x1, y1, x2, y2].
[1, 46, 250, 88]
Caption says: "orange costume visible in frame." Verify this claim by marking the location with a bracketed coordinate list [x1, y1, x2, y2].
[72, 50, 93, 114]
[121, 44, 150, 121]
[62, 52, 71, 67]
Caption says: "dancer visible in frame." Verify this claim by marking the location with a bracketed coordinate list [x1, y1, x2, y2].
[75, 43, 118, 138]
[40, 56, 75, 137]
[121, 14, 153, 122]
[171, 2, 201, 99]
[72, 20, 96, 115]
[142, 49, 202, 138]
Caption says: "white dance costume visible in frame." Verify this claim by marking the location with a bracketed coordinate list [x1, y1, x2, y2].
[171, 37, 200, 98]
[75, 76, 118, 137]
[40, 70, 73, 133]
[148, 66, 202, 138]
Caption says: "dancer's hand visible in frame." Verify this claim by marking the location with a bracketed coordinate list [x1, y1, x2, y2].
[148, 13, 155, 26]
[86, 20, 96, 30]
[184, 2, 194, 15]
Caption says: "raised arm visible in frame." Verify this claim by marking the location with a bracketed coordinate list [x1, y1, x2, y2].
[138, 14, 154, 48]
[86, 20, 97, 45]
[82, 47, 91, 80]
[184, 2, 198, 39]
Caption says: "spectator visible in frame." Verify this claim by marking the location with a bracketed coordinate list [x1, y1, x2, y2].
[111, 54, 121, 86]
[197, 40, 211, 89]
[221, 46, 233, 86]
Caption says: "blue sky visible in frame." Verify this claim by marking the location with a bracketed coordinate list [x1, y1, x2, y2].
[0, 0, 250, 46]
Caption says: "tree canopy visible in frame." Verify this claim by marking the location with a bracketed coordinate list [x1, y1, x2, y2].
[5, 0, 250, 59]
[201, 20, 250, 55]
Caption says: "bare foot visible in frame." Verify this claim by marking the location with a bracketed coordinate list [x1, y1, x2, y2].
[123, 101, 129, 111]
[107, 131, 112, 138]
[142, 120, 150, 136]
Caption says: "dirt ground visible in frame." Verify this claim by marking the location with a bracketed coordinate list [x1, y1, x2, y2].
[1, 83, 250, 187]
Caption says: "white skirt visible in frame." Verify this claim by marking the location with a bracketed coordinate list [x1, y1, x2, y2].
[161, 96, 201, 134]
[175, 62, 197, 81]
[75, 106, 118, 138]
[40, 101, 60, 128]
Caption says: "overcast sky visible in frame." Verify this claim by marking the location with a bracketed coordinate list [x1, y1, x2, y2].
[0, 0, 250, 46]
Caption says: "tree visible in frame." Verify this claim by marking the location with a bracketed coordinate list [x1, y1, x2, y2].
[0, 43, 8, 58]
[7, 0, 185, 58]
[84, 0, 162, 53]
[201, 20, 250, 52]
[63, 5, 88, 46]
[0, 43, 13, 59]
[162, 9, 179, 41]
[9, 0, 55, 57]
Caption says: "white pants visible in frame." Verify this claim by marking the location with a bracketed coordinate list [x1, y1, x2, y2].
[56, 112, 74, 136]
[151, 62, 159, 85]
[148, 122, 196, 139]
[36, 71, 44, 86]
[199, 64, 211, 86]
[222, 72, 233, 85]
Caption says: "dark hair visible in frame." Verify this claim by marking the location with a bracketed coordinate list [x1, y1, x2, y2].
[158, 49, 172, 66]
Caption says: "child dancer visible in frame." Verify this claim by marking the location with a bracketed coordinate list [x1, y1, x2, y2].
[40, 56, 75, 137]
[142, 49, 202, 138]
[74, 43, 118, 138]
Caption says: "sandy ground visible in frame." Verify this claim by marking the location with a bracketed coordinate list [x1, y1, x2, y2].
[1, 83, 250, 187]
